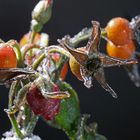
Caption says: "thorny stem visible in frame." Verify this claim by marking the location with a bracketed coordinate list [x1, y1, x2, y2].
[8, 82, 24, 137]
[8, 84, 31, 137]
[47, 45, 71, 57]
[52, 55, 67, 82]
[70, 28, 92, 47]
[8, 113, 24, 139]
[21, 29, 39, 132]
[21, 30, 37, 132]
[23, 104, 32, 129]
[69, 27, 108, 47]
[7, 77, 24, 137]
[25, 114, 39, 135]
[8, 81, 20, 108]
[32, 53, 46, 69]
[21, 44, 40, 60]
[29, 30, 36, 45]
[28, 30, 36, 57]
[7, 82, 24, 137]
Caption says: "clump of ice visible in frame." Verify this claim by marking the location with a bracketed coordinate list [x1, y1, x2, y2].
[1, 131, 41, 140]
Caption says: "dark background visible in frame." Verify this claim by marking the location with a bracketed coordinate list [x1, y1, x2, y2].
[0, 0, 140, 140]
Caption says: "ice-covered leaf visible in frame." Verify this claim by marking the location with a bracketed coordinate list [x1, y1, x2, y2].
[46, 82, 80, 136]
[54, 82, 80, 132]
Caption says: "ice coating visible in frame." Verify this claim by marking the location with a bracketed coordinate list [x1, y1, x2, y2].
[40, 33, 49, 47]
[130, 15, 140, 44]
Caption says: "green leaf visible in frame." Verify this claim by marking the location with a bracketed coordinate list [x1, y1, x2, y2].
[55, 82, 80, 131]
[46, 81, 80, 139]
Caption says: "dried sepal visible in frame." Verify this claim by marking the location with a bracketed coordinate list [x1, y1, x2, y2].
[94, 68, 117, 98]
[0, 68, 35, 85]
[86, 21, 101, 54]
[99, 53, 138, 67]
[58, 21, 117, 97]
[80, 66, 93, 88]
[58, 21, 139, 98]
[58, 39, 88, 65]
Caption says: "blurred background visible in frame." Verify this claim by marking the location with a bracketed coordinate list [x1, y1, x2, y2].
[0, 0, 140, 140]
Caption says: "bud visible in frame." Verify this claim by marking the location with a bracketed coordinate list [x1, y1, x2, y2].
[32, 0, 53, 25]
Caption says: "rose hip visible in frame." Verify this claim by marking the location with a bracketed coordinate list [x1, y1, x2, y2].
[26, 84, 60, 120]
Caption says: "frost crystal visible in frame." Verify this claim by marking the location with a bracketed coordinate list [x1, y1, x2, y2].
[2, 131, 41, 140]
[130, 15, 140, 44]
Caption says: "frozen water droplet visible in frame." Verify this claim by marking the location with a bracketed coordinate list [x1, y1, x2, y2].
[83, 76, 93, 88]
[20, 106, 24, 111]
[22, 115, 26, 120]
[40, 33, 49, 47]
